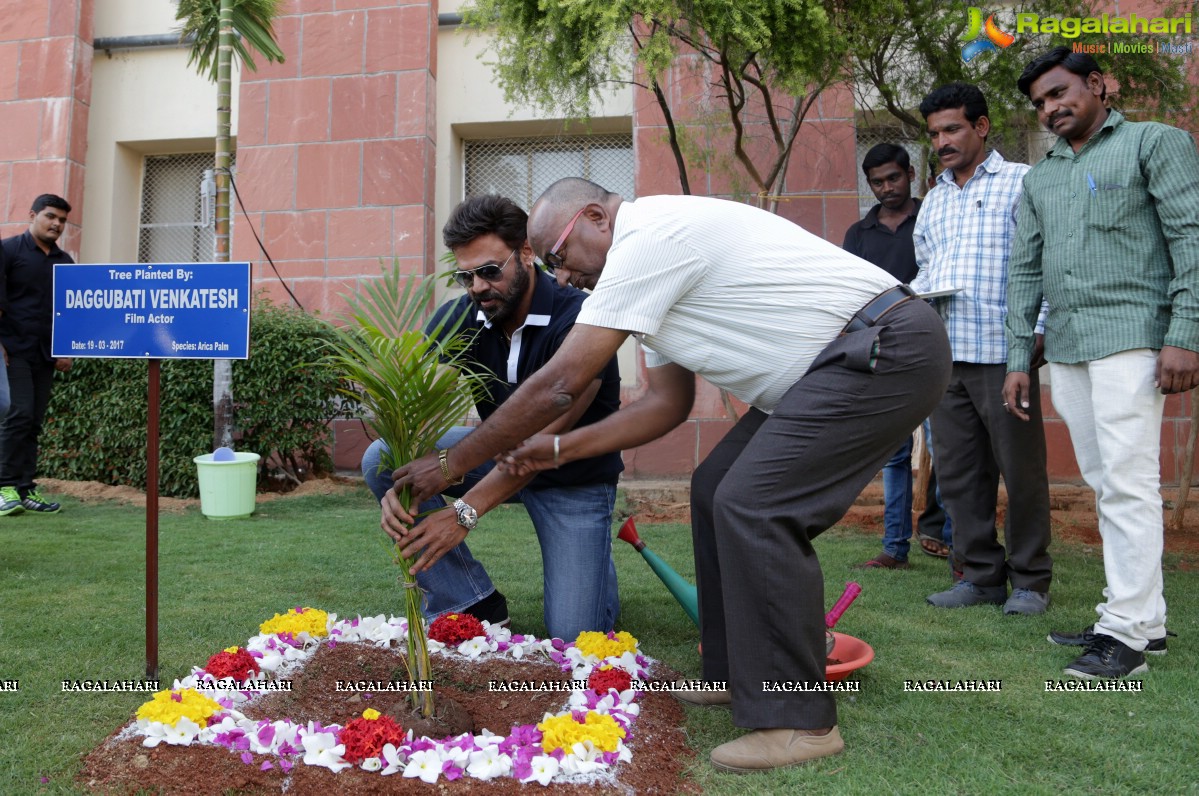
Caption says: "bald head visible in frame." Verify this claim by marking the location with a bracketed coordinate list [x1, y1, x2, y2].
[528, 178, 615, 259]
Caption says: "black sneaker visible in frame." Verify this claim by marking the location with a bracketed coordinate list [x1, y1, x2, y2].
[20, 489, 61, 514]
[1049, 625, 1173, 656]
[465, 590, 509, 627]
[1064, 633, 1148, 679]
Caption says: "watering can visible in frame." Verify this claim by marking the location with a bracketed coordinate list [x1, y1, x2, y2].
[617, 517, 699, 625]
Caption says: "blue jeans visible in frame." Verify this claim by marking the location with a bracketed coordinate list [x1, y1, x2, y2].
[362, 428, 620, 639]
[881, 437, 914, 560]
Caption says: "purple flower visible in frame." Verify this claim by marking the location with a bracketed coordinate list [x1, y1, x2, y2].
[240, 751, 254, 765]
[512, 755, 533, 780]
[170, 692, 183, 703]
[507, 724, 542, 746]
[260, 761, 274, 771]
[257, 725, 276, 746]
[39, 776, 49, 784]
[409, 738, 436, 753]
[551, 639, 566, 651]
[571, 710, 587, 723]
[442, 761, 464, 781]
[511, 634, 526, 643]
[327, 640, 338, 649]
[280, 760, 294, 773]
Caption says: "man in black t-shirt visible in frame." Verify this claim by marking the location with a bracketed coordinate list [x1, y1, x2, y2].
[363, 195, 623, 639]
[0, 194, 75, 517]
[844, 145, 952, 569]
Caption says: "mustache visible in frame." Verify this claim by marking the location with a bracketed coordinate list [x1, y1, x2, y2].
[937, 147, 959, 158]
[1048, 110, 1072, 125]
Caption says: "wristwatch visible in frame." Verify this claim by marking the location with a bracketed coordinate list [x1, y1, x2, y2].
[453, 498, 478, 530]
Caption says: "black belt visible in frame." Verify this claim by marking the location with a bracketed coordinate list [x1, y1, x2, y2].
[840, 284, 917, 336]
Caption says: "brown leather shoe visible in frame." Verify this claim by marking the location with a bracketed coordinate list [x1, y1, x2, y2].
[854, 553, 910, 570]
[710, 726, 844, 772]
[671, 680, 731, 707]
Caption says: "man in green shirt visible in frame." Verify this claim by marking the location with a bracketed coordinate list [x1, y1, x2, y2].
[1003, 47, 1199, 679]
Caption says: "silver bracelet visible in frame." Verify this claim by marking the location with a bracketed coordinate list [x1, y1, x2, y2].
[553, 435, 560, 468]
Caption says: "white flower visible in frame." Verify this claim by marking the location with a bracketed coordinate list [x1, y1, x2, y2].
[361, 757, 382, 772]
[161, 717, 203, 746]
[458, 637, 490, 659]
[403, 749, 444, 783]
[523, 754, 560, 786]
[380, 743, 405, 775]
[559, 741, 604, 776]
[300, 724, 351, 773]
[466, 745, 511, 780]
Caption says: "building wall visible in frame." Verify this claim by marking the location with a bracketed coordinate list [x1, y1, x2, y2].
[0, 0, 93, 252]
[83, 1, 229, 265]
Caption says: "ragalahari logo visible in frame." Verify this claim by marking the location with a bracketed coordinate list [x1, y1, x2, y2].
[961, 7, 1016, 62]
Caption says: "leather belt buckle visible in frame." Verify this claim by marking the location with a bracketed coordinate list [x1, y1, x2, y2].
[840, 284, 917, 336]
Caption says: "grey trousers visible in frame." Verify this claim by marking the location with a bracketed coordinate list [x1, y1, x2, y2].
[930, 363, 1052, 592]
[690, 299, 951, 729]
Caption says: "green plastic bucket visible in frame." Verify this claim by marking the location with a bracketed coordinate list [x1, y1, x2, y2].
[193, 451, 260, 519]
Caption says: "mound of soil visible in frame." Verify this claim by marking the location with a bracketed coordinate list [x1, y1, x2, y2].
[77, 642, 698, 795]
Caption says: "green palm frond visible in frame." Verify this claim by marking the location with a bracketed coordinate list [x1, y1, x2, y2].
[321, 261, 493, 716]
[175, 0, 286, 81]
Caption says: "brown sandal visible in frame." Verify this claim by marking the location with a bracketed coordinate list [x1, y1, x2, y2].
[918, 535, 950, 558]
[854, 553, 910, 570]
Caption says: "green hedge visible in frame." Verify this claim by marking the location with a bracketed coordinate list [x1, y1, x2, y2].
[41, 296, 359, 497]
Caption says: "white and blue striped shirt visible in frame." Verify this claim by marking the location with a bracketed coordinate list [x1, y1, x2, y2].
[912, 150, 1043, 364]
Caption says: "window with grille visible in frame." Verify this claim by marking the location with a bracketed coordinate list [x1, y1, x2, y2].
[137, 153, 231, 264]
[463, 134, 635, 209]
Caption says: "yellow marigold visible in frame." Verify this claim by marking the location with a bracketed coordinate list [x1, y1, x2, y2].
[362, 708, 381, 720]
[258, 607, 329, 638]
[136, 688, 225, 727]
[573, 630, 638, 660]
[538, 711, 626, 754]
[223, 645, 240, 654]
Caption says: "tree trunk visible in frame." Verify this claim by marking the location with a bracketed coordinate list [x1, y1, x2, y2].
[212, 0, 234, 450]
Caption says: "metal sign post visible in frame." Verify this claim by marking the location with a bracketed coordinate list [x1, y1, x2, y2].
[52, 262, 252, 679]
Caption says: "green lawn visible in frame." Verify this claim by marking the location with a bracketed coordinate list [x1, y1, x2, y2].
[0, 485, 1195, 794]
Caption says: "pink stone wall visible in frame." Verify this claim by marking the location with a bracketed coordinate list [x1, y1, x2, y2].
[233, 1, 439, 319]
[0, 0, 92, 250]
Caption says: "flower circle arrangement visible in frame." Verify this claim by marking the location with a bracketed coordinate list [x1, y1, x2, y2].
[125, 607, 651, 786]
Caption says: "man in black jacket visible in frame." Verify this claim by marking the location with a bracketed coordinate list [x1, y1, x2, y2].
[0, 194, 75, 516]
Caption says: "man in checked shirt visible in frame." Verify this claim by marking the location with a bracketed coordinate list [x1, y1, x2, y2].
[911, 82, 1053, 615]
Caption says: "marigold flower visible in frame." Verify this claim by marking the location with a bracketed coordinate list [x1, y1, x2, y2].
[136, 688, 225, 728]
[259, 607, 329, 638]
[573, 630, 638, 660]
[537, 711, 625, 753]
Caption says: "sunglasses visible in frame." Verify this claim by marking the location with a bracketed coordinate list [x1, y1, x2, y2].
[452, 248, 518, 289]
[542, 207, 587, 273]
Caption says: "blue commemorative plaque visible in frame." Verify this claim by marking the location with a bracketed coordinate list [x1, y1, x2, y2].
[52, 262, 251, 359]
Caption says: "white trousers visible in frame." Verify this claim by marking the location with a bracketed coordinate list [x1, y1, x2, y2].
[1049, 349, 1167, 650]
